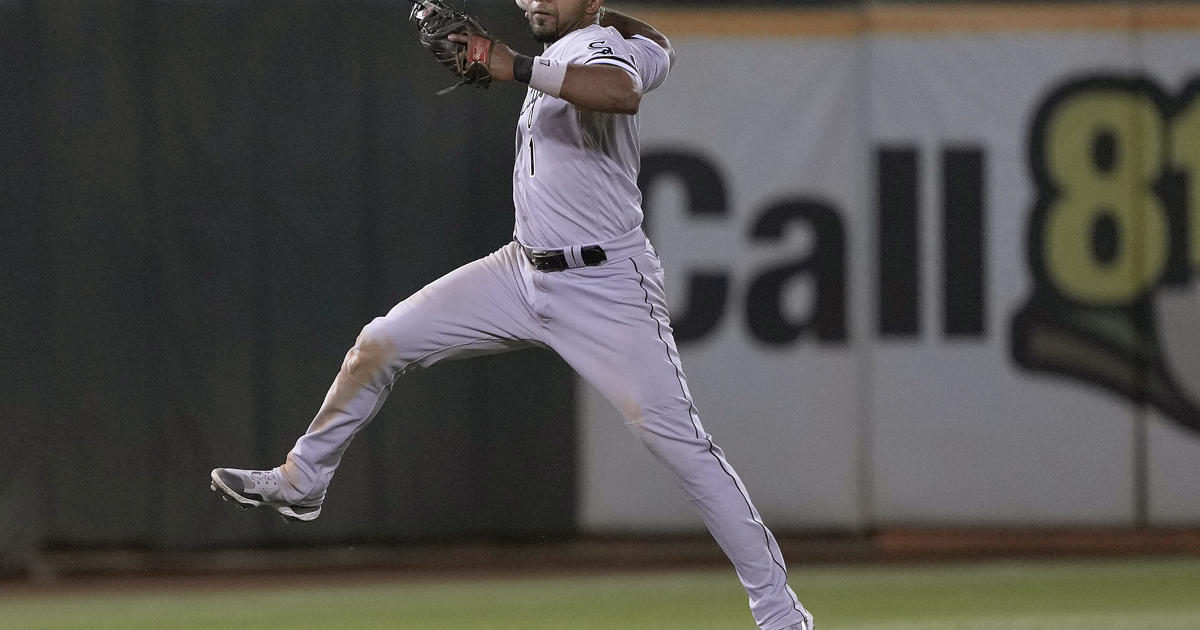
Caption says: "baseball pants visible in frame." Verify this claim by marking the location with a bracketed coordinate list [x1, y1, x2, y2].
[277, 230, 811, 630]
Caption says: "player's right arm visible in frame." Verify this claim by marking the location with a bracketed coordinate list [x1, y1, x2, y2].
[466, 5, 673, 114]
[450, 35, 644, 114]
[598, 8, 676, 68]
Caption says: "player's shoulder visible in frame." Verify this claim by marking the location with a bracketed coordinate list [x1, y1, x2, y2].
[626, 33, 672, 62]
[553, 24, 630, 60]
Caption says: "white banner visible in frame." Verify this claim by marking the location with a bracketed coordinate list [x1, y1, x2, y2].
[579, 3, 1200, 531]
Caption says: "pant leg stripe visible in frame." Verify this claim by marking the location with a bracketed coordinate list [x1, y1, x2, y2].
[628, 257, 803, 615]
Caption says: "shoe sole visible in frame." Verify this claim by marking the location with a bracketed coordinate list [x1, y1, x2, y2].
[209, 469, 322, 523]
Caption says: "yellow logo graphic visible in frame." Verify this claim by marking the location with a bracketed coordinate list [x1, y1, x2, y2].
[1013, 75, 1200, 435]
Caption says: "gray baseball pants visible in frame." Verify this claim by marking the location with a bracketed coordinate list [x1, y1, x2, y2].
[276, 230, 811, 630]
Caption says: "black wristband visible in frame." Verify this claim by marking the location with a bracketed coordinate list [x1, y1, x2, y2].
[513, 54, 534, 84]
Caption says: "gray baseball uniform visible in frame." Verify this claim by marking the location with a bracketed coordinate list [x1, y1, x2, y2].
[275, 23, 811, 630]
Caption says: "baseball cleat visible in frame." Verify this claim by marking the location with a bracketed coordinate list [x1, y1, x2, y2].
[210, 468, 323, 522]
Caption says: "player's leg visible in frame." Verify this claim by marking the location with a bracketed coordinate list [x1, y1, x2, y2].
[541, 251, 813, 630]
[211, 243, 544, 519]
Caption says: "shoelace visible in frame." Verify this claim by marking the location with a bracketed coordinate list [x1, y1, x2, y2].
[245, 471, 279, 493]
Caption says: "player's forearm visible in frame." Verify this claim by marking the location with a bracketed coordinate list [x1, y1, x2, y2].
[599, 8, 676, 67]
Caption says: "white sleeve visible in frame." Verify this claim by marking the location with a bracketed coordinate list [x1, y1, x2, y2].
[566, 27, 671, 94]
[573, 29, 642, 90]
[625, 34, 671, 93]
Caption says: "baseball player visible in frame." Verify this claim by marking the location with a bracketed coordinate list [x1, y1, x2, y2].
[210, 1, 813, 628]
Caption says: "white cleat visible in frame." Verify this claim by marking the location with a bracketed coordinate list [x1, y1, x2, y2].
[210, 468, 323, 522]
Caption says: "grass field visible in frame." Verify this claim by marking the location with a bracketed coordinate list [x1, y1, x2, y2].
[2, 557, 1199, 630]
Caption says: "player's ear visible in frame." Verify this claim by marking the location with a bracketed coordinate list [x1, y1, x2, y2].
[586, 0, 602, 17]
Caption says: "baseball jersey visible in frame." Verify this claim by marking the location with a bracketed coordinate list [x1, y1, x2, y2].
[512, 25, 671, 249]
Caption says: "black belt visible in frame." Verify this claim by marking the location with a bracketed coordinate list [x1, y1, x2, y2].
[521, 244, 607, 272]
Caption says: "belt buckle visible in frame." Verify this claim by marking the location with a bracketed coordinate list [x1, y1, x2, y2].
[525, 247, 563, 272]
[522, 243, 606, 272]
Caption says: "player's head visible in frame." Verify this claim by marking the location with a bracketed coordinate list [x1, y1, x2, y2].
[520, 0, 603, 43]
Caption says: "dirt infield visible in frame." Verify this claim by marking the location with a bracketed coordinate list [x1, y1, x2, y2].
[4, 527, 1199, 594]
[875, 527, 1200, 559]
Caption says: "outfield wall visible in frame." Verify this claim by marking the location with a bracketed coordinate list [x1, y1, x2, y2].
[3, 2, 1200, 569]
[580, 2, 1200, 532]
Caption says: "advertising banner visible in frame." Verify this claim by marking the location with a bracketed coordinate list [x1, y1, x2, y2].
[579, 3, 1200, 531]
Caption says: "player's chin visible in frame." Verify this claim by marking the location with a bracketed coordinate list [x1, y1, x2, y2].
[531, 26, 558, 43]
[529, 17, 557, 40]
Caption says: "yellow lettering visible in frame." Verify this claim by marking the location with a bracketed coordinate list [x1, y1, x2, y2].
[1042, 90, 1169, 304]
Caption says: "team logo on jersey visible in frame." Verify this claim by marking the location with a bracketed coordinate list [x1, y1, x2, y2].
[1011, 73, 1200, 436]
[588, 41, 614, 56]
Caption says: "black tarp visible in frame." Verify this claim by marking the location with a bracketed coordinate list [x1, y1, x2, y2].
[1, 1, 576, 563]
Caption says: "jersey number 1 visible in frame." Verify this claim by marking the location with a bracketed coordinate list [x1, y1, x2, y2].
[526, 93, 541, 177]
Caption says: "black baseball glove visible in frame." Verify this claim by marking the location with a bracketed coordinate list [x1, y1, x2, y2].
[410, 0, 496, 92]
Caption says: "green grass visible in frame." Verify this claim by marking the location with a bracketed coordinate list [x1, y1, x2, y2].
[2, 557, 1199, 630]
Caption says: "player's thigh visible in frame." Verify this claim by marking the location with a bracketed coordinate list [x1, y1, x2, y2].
[547, 252, 696, 425]
[365, 243, 544, 371]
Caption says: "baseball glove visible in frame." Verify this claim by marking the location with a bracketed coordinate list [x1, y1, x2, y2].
[409, 0, 496, 92]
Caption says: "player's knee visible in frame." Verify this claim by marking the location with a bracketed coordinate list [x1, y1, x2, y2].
[343, 317, 397, 379]
[611, 395, 647, 425]
[625, 406, 698, 443]
[617, 393, 692, 429]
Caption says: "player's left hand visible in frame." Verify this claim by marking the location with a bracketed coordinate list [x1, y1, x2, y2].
[410, 0, 497, 89]
[447, 33, 516, 82]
